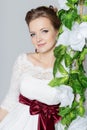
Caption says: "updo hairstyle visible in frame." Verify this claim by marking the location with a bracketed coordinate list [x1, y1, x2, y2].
[25, 5, 61, 31]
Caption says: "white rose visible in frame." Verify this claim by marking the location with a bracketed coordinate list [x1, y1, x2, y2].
[57, 22, 87, 51]
[56, 85, 74, 107]
[68, 116, 87, 130]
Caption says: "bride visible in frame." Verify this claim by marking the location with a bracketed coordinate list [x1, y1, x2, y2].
[0, 5, 87, 130]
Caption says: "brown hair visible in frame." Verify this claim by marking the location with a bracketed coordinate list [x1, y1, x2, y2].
[25, 5, 61, 30]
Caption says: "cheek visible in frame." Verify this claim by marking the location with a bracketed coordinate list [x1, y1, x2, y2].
[50, 34, 56, 42]
[31, 38, 36, 45]
[48, 31, 57, 41]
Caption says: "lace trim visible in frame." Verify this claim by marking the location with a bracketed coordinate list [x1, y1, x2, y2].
[21, 53, 53, 80]
[32, 72, 53, 80]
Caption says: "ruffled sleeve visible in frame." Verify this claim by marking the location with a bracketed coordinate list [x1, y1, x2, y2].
[0, 54, 25, 112]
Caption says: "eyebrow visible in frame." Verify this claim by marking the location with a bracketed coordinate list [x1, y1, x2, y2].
[30, 31, 35, 34]
[30, 27, 48, 33]
[40, 27, 48, 31]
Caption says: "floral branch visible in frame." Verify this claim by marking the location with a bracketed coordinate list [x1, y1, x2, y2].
[49, 0, 87, 129]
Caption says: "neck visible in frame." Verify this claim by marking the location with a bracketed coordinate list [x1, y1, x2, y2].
[37, 50, 55, 68]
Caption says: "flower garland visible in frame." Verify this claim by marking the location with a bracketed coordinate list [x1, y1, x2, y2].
[49, 0, 87, 129]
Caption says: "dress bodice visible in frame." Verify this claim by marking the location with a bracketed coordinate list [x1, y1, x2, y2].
[20, 72, 59, 105]
[1, 53, 87, 112]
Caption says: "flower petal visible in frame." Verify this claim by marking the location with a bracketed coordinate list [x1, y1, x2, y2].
[56, 85, 74, 107]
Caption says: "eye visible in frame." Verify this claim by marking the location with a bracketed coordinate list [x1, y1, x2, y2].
[30, 33, 35, 37]
[42, 30, 49, 33]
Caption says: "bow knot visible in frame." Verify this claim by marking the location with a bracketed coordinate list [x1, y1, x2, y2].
[19, 94, 61, 130]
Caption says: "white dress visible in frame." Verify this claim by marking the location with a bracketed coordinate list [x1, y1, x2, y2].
[0, 53, 87, 130]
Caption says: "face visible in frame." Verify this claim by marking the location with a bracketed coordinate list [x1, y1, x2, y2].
[29, 17, 58, 53]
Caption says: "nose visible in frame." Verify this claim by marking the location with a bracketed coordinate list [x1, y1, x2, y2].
[36, 33, 42, 42]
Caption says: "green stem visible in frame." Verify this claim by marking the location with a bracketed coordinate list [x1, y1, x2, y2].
[79, 0, 84, 17]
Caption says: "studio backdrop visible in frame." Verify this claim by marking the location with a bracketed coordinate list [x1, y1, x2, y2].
[0, 0, 60, 103]
[0, 0, 87, 103]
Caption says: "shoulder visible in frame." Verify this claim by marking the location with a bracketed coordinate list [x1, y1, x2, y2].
[12, 53, 32, 72]
[27, 52, 40, 66]
[14, 53, 27, 64]
[13, 52, 36, 67]
[13, 52, 39, 69]
[27, 52, 37, 61]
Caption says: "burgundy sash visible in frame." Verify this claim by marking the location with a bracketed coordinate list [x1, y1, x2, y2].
[19, 94, 61, 130]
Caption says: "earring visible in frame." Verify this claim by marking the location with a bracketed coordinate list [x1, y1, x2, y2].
[35, 49, 39, 53]
[35, 49, 37, 53]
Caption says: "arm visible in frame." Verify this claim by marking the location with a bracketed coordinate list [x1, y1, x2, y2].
[0, 108, 8, 122]
[0, 54, 24, 122]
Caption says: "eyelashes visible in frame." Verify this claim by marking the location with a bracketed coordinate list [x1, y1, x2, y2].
[42, 29, 49, 33]
[30, 33, 35, 37]
[30, 29, 49, 37]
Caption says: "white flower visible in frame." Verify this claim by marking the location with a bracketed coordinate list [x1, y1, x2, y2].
[68, 116, 87, 130]
[56, 85, 74, 107]
[57, 0, 69, 10]
[57, 22, 87, 51]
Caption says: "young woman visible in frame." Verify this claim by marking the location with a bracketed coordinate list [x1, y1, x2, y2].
[0, 6, 87, 130]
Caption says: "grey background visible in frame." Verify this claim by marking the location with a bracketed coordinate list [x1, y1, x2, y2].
[0, 0, 60, 103]
[0, 0, 87, 103]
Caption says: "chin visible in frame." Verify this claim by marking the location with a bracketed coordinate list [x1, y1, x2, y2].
[37, 49, 46, 53]
[37, 47, 52, 53]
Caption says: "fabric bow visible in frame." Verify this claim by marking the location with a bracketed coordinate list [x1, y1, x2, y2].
[19, 94, 61, 130]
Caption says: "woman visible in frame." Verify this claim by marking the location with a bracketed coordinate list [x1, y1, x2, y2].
[0, 6, 87, 130]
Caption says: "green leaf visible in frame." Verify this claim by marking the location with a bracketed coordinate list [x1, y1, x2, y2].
[53, 45, 66, 77]
[67, 0, 79, 4]
[79, 74, 87, 88]
[53, 59, 59, 77]
[81, 15, 87, 22]
[81, 79, 87, 88]
[58, 9, 66, 19]
[71, 79, 83, 94]
[77, 106, 85, 116]
[54, 45, 67, 58]
[79, 47, 87, 64]
[72, 100, 79, 108]
[79, 98, 85, 106]
[69, 111, 77, 120]
[70, 69, 80, 74]
[61, 117, 68, 125]
[58, 25, 63, 35]
[65, 53, 72, 67]
[53, 45, 67, 77]
[59, 9, 78, 29]
[61, 115, 72, 126]
[58, 63, 68, 74]
[66, 2, 76, 8]
[72, 51, 80, 60]
[59, 101, 79, 126]
[59, 106, 71, 117]
[70, 73, 78, 80]
[48, 76, 69, 87]
[84, 0, 87, 5]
